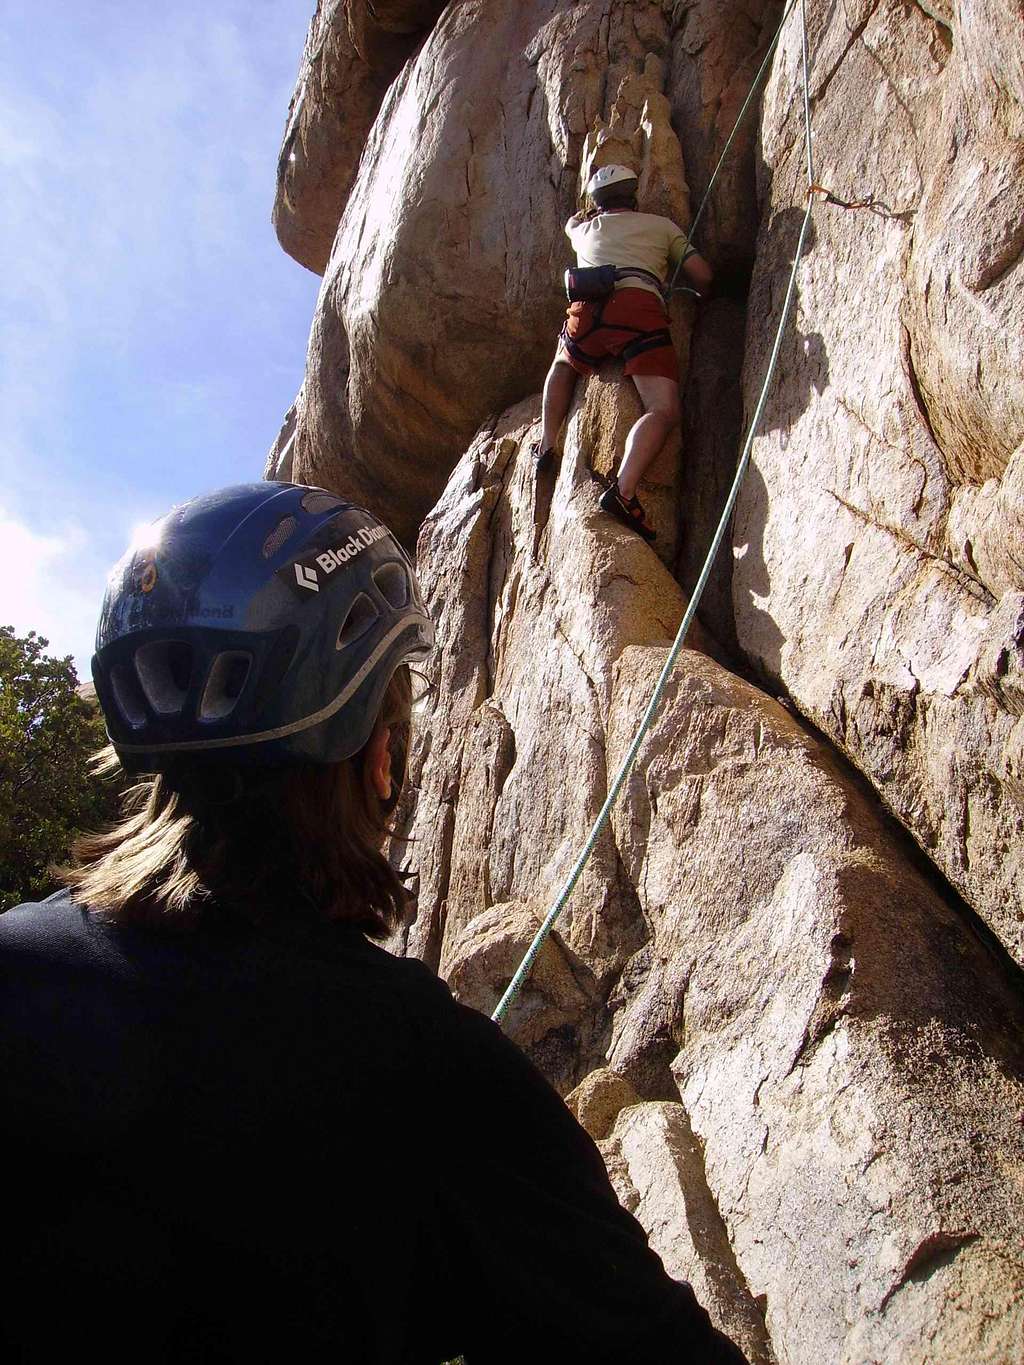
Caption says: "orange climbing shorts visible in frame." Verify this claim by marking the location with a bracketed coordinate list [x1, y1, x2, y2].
[559, 287, 678, 382]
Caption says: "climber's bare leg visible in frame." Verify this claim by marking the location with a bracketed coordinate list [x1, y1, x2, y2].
[616, 374, 681, 500]
[540, 356, 580, 454]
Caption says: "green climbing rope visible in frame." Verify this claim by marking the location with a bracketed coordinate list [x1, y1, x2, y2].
[667, 0, 800, 297]
[493, 0, 817, 1027]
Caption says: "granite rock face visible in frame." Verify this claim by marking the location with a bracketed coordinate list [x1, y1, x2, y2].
[393, 403, 1024, 1363]
[732, 0, 1024, 959]
[263, 399, 299, 482]
[273, 1, 446, 275]
[284, 0, 778, 547]
[599, 1101, 775, 1365]
[268, 1, 1024, 1359]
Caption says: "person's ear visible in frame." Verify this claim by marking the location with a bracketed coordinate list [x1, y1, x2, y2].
[364, 721, 393, 802]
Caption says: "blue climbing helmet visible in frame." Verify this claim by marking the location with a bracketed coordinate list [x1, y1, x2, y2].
[92, 483, 434, 773]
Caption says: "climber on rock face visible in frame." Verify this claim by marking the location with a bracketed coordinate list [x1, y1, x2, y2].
[0, 482, 745, 1365]
[534, 162, 713, 542]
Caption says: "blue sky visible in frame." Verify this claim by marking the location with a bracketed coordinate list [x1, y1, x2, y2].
[0, 0, 321, 677]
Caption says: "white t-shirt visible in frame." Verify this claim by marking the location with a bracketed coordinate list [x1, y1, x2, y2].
[565, 211, 689, 298]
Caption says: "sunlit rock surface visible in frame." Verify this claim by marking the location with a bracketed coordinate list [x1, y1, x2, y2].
[284, 0, 778, 547]
[263, 399, 299, 481]
[273, 1, 446, 275]
[268, 1, 1024, 1358]
[732, 0, 1024, 958]
[392, 401, 1024, 1364]
[599, 1101, 774, 1365]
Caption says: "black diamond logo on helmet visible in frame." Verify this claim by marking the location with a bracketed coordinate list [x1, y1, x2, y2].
[294, 563, 319, 592]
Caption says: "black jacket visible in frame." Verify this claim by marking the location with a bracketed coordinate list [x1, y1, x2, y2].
[0, 891, 745, 1364]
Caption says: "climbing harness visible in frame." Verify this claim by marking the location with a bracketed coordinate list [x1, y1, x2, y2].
[560, 312, 674, 370]
[564, 265, 667, 303]
[561, 310, 674, 370]
[492, 0, 818, 1027]
[561, 266, 674, 370]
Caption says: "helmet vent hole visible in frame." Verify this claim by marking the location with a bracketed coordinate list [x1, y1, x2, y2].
[250, 625, 300, 718]
[111, 664, 148, 729]
[336, 593, 379, 650]
[134, 641, 193, 716]
[262, 515, 298, 558]
[372, 561, 409, 609]
[199, 652, 252, 722]
[301, 489, 344, 515]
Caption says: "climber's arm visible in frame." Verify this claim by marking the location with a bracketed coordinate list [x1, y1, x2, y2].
[566, 209, 601, 238]
[669, 236, 714, 296]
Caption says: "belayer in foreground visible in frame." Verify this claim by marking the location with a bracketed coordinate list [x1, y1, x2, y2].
[0, 482, 746, 1364]
[535, 162, 713, 541]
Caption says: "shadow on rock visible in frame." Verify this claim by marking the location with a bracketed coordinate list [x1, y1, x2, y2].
[730, 458, 786, 677]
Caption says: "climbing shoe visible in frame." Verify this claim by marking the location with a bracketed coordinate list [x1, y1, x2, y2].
[531, 441, 555, 473]
[599, 481, 657, 542]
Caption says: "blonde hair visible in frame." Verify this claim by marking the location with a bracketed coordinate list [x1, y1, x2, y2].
[62, 667, 412, 938]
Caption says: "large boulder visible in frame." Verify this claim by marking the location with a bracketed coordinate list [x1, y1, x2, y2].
[732, 0, 1024, 958]
[273, 1, 447, 275]
[608, 641, 1024, 1364]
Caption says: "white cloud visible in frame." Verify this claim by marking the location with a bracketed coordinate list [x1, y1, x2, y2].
[0, 1, 318, 608]
[0, 508, 110, 681]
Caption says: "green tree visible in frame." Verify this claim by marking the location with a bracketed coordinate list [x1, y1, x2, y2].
[0, 626, 118, 912]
